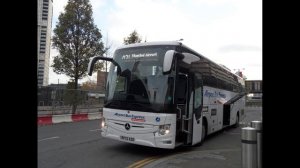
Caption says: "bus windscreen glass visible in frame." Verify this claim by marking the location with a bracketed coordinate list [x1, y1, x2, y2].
[105, 45, 176, 113]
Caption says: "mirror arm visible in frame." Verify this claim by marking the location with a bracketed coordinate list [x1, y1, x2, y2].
[88, 56, 121, 76]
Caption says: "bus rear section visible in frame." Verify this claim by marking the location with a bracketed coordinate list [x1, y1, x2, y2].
[202, 86, 246, 136]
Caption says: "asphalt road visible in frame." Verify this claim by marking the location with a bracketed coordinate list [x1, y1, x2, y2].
[38, 120, 173, 168]
[38, 107, 262, 168]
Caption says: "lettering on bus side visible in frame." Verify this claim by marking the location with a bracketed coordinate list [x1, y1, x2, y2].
[114, 112, 146, 122]
[204, 90, 226, 98]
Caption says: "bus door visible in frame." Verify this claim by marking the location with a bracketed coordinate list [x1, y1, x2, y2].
[175, 73, 193, 145]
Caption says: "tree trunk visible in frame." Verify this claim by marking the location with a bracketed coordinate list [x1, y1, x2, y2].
[71, 77, 79, 114]
[72, 104, 77, 114]
[72, 46, 79, 114]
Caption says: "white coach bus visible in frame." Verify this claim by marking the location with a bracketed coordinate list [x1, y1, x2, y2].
[88, 41, 246, 149]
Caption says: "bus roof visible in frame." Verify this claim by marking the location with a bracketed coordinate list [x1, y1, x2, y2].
[115, 41, 244, 82]
[115, 41, 183, 50]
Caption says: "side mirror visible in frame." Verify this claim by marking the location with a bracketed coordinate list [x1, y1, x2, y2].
[87, 56, 114, 76]
[163, 50, 175, 73]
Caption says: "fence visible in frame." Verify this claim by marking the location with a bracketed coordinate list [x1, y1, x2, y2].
[38, 88, 262, 116]
[38, 88, 105, 116]
[246, 98, 262, 107]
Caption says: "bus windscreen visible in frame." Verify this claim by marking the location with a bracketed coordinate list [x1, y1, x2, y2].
[105, 45, 176, 113]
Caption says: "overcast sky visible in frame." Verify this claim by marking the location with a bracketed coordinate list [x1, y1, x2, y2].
[49, 0, 262, 85]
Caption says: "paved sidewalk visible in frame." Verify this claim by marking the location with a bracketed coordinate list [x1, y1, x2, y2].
[143, 107, 262, 168]
[145, 148, 242, 168]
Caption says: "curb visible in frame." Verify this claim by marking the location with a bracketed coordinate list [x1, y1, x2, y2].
[38, 112, 102, 126]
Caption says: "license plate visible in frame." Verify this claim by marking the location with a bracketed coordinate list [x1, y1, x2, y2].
[120, 136, 135, 141]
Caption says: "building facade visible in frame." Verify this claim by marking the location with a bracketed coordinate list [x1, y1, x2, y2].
[97, 70, 108, 92]
[38, 0, 53, 87]
[245, 80, 263, 93]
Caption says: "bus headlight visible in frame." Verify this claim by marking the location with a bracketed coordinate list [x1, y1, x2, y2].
[101, 118, 107, 128]
[159, 124, 171, 135]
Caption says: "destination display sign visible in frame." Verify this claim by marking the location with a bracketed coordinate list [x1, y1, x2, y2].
[121, 52, 158, 62]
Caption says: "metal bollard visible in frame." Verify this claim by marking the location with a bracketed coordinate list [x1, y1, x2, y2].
[242, 127, 257, 168]
[251, 121, 262, 168]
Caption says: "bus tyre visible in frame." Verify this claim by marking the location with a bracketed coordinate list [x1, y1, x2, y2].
[234, 114, 239, 128]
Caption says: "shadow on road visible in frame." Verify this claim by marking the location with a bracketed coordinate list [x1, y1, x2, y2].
[103, 125, 240, 159]
[104, 142, 196, 158]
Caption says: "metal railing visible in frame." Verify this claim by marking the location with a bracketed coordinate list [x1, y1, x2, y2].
[38, 88, 104, 116]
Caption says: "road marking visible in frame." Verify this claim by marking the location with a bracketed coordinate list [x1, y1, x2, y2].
[127, 156, 159, 168]
[128, 148, 240, 168]
[89, 129, 101, 132]
[38, 136, 60, 142]
[135, 157, 159, 168]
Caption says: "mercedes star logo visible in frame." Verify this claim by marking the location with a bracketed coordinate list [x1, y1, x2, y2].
[125, 123, 130, 130]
